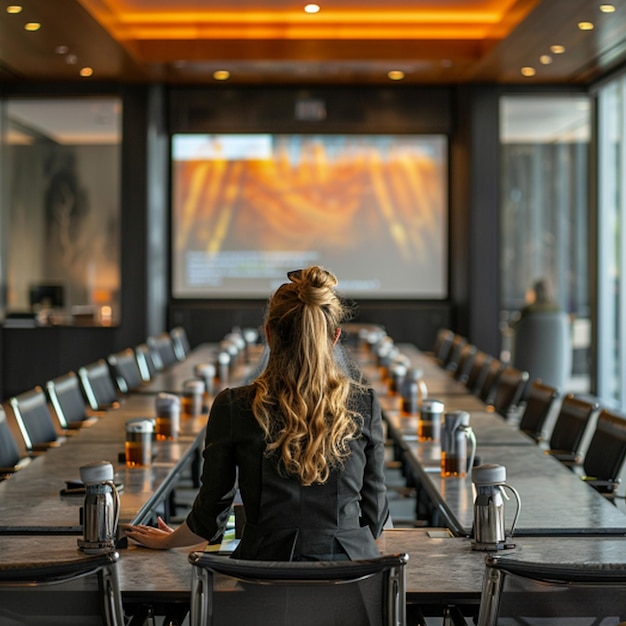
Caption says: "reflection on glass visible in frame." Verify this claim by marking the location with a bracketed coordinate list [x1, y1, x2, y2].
[499, 95, 590, 391]
[598, 78, 625, 407]
[3, 97, 121, 325]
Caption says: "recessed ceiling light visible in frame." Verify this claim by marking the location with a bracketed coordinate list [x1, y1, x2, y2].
[539, 55, 552, 65]
[80, 67, 94, 77]
[550, 45, 566, 54]
[213, 70, 230, 81]
[387, 70, 405, 81]
[6, 5, 23, 14]
[304, 4, 320, 13]
[578, 21, 594, 30]
[600, 4, 616, 12]
[55, 45, 69, 55]
[521, 67, 536, 77]
[65, 54, 78, 65]
[24, 22, 41, 31]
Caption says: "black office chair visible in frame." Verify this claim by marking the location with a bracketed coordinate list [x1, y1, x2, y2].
[107, 348, 145, 393]
[46, 371, 98, 430]
[517, 379, 560, 442]
[576, 409, 626, 496]
[464, 350, 493, 395]
[488, 365, 529, 418]
[543, 394, 598, 465]
[441, 334, 467, 373]
[0, 550, 125, 626]
[0, 407, 30, 479]
[188, 552, 409, 626]
[432, 328, 455, 365]
[170, 326, 191, 361]
[135, 342, 160, 381]
[476, 358, 505, 405]
[9, 387, 66, 453]
[453, 343, 477, 384]
[474, 553, 626, 626]
[147, 332, 178, 369]
[78, 360, 121, 411]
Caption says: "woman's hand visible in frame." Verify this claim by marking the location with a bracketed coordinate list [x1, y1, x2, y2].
[125, 516, 174, 549]
[124, 518, 207, 550]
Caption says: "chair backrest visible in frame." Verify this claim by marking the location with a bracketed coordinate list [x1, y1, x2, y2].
[0, 407, 23, 473]
[547, 394, 598, 460]
[107, 348, 144, 393]
[170, 326, 191, 361]
[489, 366, 529, 418]
[147, 332, 178, 369]
[581, 408, 626, 494]
[477, 358, 504, 404]
[453, 343, 477, 383]
[0, 550, 125, 626]
[188, 552, 408, 626]
[432, 328, 454, 364]
[442, 335, 467, 372]
[9, 387, 60, 451]
[465, 350, 493, 395]
[46, 371, 91, 429]
[512, 309, 572, 390]
[477, 553, 626, 626]
[78, 360, 120, 411]
[517, 380, 560, 442]
[135, 343, 160, 381]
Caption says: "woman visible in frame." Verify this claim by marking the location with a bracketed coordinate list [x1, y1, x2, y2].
[126, 266, 389, 560]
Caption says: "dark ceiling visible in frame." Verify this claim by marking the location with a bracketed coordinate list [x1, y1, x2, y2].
[1, 0, 626, 86]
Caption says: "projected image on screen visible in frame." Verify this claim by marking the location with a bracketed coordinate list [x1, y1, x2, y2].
[171, 134, 447, 299]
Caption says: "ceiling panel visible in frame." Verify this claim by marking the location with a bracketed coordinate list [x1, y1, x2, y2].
[0, 0, 625, 85]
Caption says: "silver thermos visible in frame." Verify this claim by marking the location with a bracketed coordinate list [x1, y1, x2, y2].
[471, 463, 521, 550]
[77, 461, 120, 554]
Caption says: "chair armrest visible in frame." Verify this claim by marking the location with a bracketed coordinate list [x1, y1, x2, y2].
[581, 477, 621, 494]
[544, 450, 581, 465]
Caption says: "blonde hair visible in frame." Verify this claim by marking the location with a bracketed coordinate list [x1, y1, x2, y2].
[253, 266, 359, 486]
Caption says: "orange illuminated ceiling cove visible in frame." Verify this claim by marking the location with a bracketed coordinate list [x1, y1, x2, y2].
[77, 0, 541, 63]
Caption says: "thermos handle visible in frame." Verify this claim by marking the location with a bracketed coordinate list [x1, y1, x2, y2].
[500, 482, 522, 538]
[461, 426, 476, 474]
[105, 481, 120, 537]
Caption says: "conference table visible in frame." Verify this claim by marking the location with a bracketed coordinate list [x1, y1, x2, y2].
[3, 527, 626, 621]
[3, 331, 626, 623]
[352, 341, 626, 538]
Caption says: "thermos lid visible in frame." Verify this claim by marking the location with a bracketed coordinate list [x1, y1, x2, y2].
[422, 399, 444, 413]
[80, 460, 114, 484]
[391, 362, 407, 376]
[125, 418, 154, 433]
[155, 392, 180, 409]
[183, 378, 205, 393]
[193, 363, 216, 377]
[445, 410, 470, 426]
[472, 463, 506, 485]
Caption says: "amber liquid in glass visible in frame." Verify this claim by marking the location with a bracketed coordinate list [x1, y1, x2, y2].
[125, 440, 150, 467]
[440, 452, 465, 477]
[418, 420, 435, 441]
[155, 417, 173, 440]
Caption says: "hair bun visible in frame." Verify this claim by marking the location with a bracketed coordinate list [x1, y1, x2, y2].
[288, 266, 337, 306]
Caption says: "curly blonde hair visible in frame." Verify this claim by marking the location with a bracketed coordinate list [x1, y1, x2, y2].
[253, 266, 358, 486]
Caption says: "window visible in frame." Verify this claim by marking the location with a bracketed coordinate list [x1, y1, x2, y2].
[598, 78, 626, 408]
[1, 97, 121, 325]
[499, 95, 591, 390]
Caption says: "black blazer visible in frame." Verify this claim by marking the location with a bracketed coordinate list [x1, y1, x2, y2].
[186, 384, 389, 561]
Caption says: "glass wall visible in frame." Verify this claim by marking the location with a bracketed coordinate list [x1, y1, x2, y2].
[598, 77, 626, 408]
[499, 95, 591, 391]
[0, 97, 121, 325]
